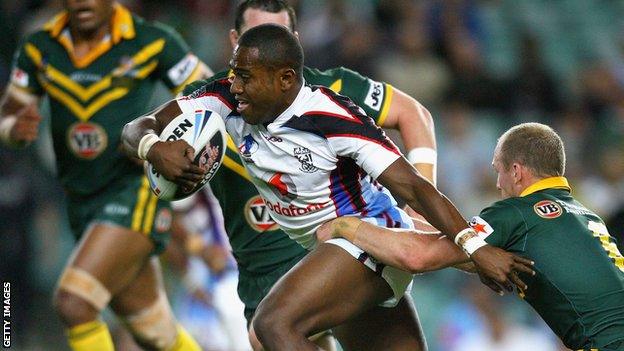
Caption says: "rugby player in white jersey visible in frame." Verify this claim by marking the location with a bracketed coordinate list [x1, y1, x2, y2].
[122, 24, 534, 350]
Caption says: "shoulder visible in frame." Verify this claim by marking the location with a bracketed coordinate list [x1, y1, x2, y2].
[182, 69, 229, 96]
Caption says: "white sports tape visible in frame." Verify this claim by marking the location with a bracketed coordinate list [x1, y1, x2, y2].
[0, 115, 17, 145]
[58, 267, 112, 311]
[462, 236, 488, 256]
[406, 147, 437, 165]
[138, 133, 160, 160]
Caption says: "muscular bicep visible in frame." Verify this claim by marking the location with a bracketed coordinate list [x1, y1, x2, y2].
[377, 157, 430, 213]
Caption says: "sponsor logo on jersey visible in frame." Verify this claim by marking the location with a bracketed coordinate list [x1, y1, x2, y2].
[167, 53, 199, 86]
[293, 147, 318, 173]
[155, 208, 172, 232]
[533, 200, 563, 219]
[67, 122, 108, 159]
[244, 195, 279, 232]
[268, 172, 297, 202]
[104, 203, 130, 216]
[364, 80, 384, 111]
[264, 199, 329, 217]
[238, 134, 258, 162]
[10, 68, 29, 88]
[469, 216, 494, 238]
[70, 72, 102, 83]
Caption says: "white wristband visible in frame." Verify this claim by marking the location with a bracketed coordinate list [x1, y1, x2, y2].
[0, 115, 17, 145]
[406, 147, 436, 165]
[454, 227, 488, 255]
[453, 228, 474, 245]
[137, 133, 160, 160]
[462, 236, 488, 256]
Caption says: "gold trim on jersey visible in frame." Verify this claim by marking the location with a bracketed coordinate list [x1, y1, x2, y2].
[376, 84, 393, 126]
[328, 79, 342, 93]
[25, 38, 164, 121]
[44, 3, 136, 68]
[520, 177, 571, 197]
[223, 155, 251, 182]
[142, 194, 159, 234]
[223, 136, 252, 181]
[131, 177, 151, 232]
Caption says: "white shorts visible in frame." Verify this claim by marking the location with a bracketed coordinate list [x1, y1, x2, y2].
[325, 237, 414, 307]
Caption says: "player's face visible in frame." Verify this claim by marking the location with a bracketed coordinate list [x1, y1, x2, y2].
[64, 0, 114, 34]
[492, 151, 516, 199]
[230, 9, 294, 49]
[229, 46, 285, 125]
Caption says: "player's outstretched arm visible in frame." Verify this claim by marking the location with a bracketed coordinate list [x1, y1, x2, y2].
[121, 100, 205, 190]
[0, 84, 42, 147]
[317, 217, 469, 273]
[381, 88, 437, 185]
[377, 157, 534, 294]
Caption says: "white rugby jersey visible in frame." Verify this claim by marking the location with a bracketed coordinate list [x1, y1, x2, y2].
[177, 78, 410, 249]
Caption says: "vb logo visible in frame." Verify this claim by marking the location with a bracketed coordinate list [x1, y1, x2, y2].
[533, 200, 563, 219]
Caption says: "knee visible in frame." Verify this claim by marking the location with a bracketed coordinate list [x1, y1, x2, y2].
[122, 293, 178, 350]
[53, 289, 99, 326]
[252, 303, 293, 346]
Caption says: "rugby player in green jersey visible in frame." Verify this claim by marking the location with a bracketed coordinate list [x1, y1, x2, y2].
[320, 122, 624, 351]
[179, 1, 436, 350]
[0, 1, 212, 350]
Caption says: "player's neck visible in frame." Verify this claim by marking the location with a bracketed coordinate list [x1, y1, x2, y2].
[264, 81, 303, 125]
[70, 23, 111, 50]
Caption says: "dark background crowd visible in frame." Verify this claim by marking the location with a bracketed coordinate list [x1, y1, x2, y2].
[1, 0, 623, 350]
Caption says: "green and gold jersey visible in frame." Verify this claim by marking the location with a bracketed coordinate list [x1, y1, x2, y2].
[470, 177, 624, 350]
[183, 67, 393, 274]
[10, 4, 203, 196]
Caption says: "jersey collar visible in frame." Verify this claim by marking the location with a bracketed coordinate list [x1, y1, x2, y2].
[44, 3, 136, 43]
[520, 176, 571, 197]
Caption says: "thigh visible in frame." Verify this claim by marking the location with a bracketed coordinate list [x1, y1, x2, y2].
[255, 242, 393, 336]
[334, 293, 427, 351]
[65, 222, 154, 297]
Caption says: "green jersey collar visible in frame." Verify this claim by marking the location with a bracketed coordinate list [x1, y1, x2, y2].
[520, 176, 571, 197]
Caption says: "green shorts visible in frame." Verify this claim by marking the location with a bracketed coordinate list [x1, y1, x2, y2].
[66, 175, 171, 254]
[238, 250, 308, 324]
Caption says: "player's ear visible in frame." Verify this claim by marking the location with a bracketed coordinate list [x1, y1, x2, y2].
[229, 29, 239, 49]
[279, 68, 297, 90]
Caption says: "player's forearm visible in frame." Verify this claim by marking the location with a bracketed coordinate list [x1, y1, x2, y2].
[326, 217, 468, 272]
[121, 115, 162, 158]
[383, 89, 437, 185]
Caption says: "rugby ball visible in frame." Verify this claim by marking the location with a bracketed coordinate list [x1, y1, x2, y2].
[145, 109, 226, 201]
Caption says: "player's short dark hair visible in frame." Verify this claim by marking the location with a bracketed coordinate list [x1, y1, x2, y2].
[235, 0, 297, 33]
[497, 122, 566, 177]
[238, 23, 303, 80]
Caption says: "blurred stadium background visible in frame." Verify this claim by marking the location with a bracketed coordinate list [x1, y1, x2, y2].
[1, 0, 624, 350]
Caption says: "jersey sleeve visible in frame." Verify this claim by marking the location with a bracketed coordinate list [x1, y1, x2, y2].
[152, 22, 202, 94]
[10, 36, 45, 95]
[470, 200, 527, 250]
[304, 66, 392, 124]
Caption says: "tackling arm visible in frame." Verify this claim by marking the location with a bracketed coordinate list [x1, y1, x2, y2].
[317, 217, 469, 273]
[381, 88, 437, 185]
[0, 84, 42, 147]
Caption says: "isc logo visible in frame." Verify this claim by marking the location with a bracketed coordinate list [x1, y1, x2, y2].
[244, 195, 279, 232]
[533, 200, 563, 219]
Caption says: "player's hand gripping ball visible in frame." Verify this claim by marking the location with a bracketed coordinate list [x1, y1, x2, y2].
[145, 109, 226, 200]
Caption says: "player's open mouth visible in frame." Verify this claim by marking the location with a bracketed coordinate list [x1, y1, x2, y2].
[236, 100, 249, 113]
[75, 9, 95, 21]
